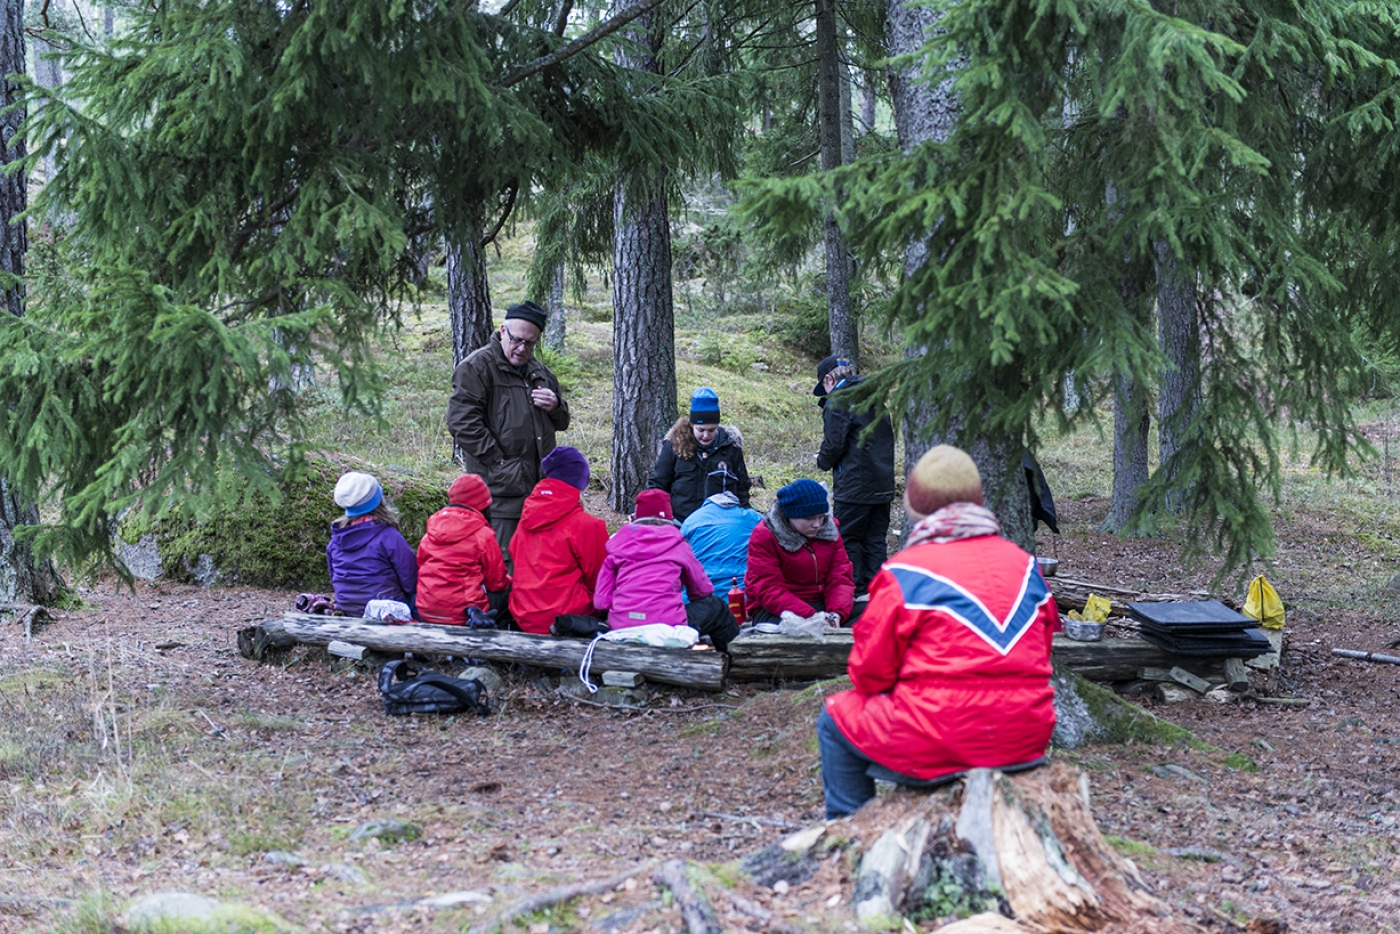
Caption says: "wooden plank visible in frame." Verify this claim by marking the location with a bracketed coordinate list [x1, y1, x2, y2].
[1138, 666, 1226, 685]
[1168, 666, 1213, 694]
[1047, 578, 1240, 617]
[1222, 657, 1250, 692]
[252, 614, 728, 691]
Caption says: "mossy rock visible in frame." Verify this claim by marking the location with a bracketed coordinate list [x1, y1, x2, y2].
[127, 454, 446, 590]
[1051, 664, 1198, 748]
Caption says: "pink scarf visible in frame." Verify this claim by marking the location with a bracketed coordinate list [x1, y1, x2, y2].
[906, 502, 1001, 547]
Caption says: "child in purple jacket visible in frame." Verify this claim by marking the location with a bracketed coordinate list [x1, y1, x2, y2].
[326, 472, 418, 618]
[594, 489, 739, 650]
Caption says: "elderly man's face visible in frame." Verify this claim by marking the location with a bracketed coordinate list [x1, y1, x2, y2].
[691, 423, 718, 446]
[501, 321, 542, 367]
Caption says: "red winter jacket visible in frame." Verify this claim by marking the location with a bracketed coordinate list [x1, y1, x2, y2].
[508, 478, 609, 634]
[825, 534, 1057, 781]
[745, 507, 854, 621]
[415, 488, 511, 624]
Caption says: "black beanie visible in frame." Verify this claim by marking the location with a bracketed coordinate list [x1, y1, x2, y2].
[505, 300, 548, 331]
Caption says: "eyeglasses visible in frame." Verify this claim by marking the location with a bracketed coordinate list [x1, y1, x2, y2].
[503, 324, 539, 350]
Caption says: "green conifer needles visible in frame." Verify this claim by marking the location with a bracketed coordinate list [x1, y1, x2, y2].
[2, 0, 733, 573]
[741, 0, 1400, 575]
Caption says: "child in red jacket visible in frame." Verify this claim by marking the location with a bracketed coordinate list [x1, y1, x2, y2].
[745, 479, 855, 626]
[509, 447, 610, 634]
[416, 474, 511, 625]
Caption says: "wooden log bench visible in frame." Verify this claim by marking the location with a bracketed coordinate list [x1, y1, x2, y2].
[242, 613, 728, 691]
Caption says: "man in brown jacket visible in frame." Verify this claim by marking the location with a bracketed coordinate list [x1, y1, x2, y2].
[448, 301, 571, 551]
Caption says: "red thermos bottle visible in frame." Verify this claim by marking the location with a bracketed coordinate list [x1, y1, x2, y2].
[727, 577, 747, 625]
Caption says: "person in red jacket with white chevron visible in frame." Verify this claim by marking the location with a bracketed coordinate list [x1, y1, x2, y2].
[817, 445, 1058, 819]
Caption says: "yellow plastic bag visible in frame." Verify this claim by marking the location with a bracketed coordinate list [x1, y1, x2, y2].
[1068, 594, 1111, 623]
[1243, 575, 1285, 630]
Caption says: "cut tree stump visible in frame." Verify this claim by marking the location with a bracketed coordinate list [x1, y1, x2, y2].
[243, 614, 728, 691]
[774, 763, 1203, 933]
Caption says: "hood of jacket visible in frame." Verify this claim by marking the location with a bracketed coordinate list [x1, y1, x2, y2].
[667, 418, 745, 461]
[330, 519, 392, 555]
[519, 478, 585, 532]
[704, 491, 741, 509]
[424, 505, 489, 545]
[764, 503, 839, 553]
[606, 522, 689, 562]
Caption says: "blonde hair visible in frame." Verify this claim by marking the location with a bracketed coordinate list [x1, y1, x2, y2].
[332, 501, 400, 530]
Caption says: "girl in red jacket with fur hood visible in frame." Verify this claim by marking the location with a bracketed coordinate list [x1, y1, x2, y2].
[415, 474, 511, 624]
[817, 446, 1058, 819]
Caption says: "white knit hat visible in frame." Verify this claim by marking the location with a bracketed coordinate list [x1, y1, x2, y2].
[333, 472, 383, 517]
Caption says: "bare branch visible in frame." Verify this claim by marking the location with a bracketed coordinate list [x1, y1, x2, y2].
[496, 0, 669, 89]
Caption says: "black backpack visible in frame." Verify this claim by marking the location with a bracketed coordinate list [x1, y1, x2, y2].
[378, 660, 492, 717]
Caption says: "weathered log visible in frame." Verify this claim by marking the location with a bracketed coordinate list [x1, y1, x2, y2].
[731, 630, 1229, 684]
[791, 763, 1203, 933]
[653, 860, 722, 934]
[726, 629, 853, 681]
[248, 614, 728, 691]
[1332, 647, 1400, 666]
[1051, 636, 1230, 682]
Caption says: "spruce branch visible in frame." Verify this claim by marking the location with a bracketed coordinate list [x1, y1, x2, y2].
[496, 0, 670, 88]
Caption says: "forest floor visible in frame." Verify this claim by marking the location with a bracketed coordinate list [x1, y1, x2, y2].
[4, 495, 1400, 934]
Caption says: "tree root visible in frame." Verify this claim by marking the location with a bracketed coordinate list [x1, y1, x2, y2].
[465, 860, 657, 934]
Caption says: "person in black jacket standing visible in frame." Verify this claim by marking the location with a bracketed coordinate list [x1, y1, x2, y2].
[815, 357, 896, 599]
[647, 387, 752, 522]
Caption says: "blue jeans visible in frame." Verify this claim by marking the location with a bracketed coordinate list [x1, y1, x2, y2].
[817, 708, 877, 819]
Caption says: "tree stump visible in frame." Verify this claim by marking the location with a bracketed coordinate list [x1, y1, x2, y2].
[777, 763, 1202, 933]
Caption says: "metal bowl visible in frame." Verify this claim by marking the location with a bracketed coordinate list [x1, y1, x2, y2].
[1036, 556, 1060, 577]
[1063, 618, 1104, 642]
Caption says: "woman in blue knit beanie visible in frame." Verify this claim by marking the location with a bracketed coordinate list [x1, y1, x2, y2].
[645, 387, 753, 522]
[743, 479, 855, 627]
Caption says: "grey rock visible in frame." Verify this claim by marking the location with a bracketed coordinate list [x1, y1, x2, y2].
[348, 819, 421, 843]
[1049, 668, 1097, 749]
[456, 666, 505, 694]
[124, 892, 222, 926]
[183, 553, 222, 587]
[262, 850, 308, 867]
[323, 862, 368, 885]
[556, 681, 649, 707]
[121, 893, 289, 932]
[118, 534, 163, 581]
[1149, 764, 1209, 783]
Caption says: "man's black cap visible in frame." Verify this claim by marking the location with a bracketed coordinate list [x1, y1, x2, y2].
[813, 355, 849, 396]
[505, 300, 548, 331]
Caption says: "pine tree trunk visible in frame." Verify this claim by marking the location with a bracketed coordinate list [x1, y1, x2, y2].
[860, 71, 877, 135]
[609, 3, 677, 513]
[972, 419, 1034, 551]
[887, 0, 956, 544]
[1103, 370, 1150, 533]
[31, 11, 62, 187]
[545, 262, 566, 353]
[1102, 182, 1150, 534]
[0, 0, 61, 606]
[817, 0, 857, 365]
[448, 226, 493, 367]
[1154, 241, 1199, 515]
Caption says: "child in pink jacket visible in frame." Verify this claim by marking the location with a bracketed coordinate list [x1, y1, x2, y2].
[594, 490, 740, 650]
